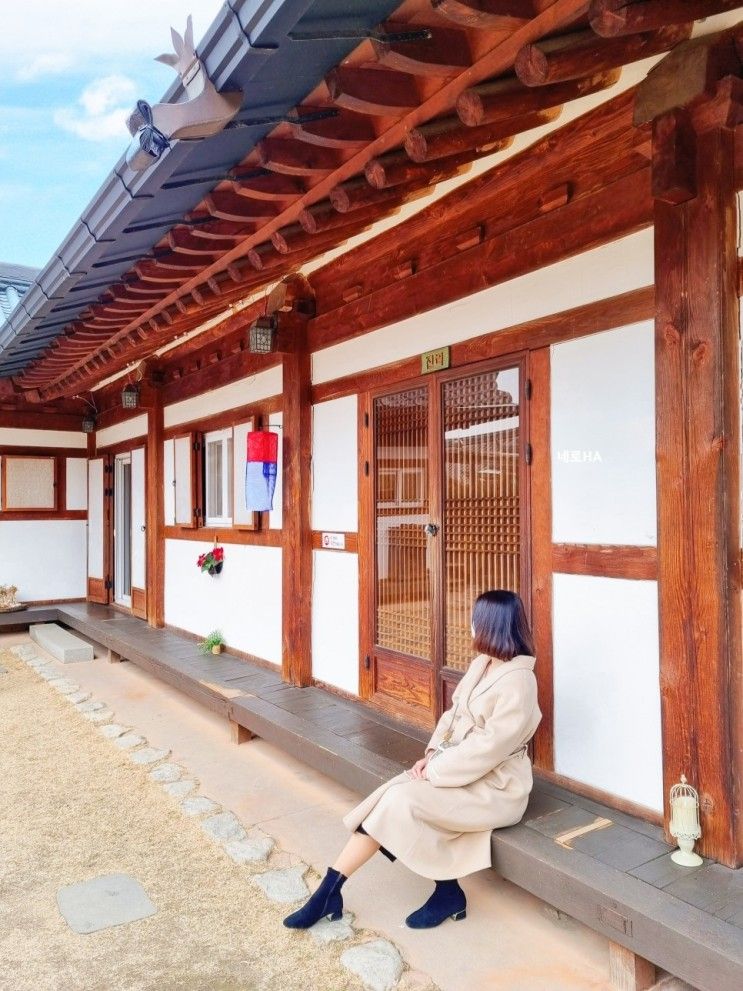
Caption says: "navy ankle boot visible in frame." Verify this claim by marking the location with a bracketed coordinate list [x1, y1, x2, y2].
[405, 879, 467, 929]
[283, 867, 346, 928]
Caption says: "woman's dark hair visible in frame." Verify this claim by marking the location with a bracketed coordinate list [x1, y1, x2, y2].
[471, 590, 535, 661]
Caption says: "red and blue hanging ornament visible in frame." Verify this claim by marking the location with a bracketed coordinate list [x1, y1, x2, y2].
[246, 430, 279, 511]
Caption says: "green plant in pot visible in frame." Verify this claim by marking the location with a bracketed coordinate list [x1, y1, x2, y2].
[199, 630, 226, 656]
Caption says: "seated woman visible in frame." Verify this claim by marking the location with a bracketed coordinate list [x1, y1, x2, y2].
[284, 589, 542, 931]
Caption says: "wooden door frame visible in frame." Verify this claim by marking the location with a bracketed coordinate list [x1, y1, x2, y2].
[101, 443, 148, 618]
[359, 350, 533, 727]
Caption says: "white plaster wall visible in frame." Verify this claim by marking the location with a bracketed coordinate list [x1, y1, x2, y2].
[0, 520, 86, 600]
[95, 413, 148, 449]
[0, 427, 87, 449]
[66, 458, 88, 511]
[312, 229, 654, 384]
[164, 539, 282, 664]
[311, 549, 359, 695]
[312, 396, 358, 532]
[164, 366, 283, 429]
[551, 321, 657, 545]
[552, 573, 663, 812]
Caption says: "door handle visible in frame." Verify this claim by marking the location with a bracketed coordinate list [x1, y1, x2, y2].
[424, 523, 439, 537]
[140, 525, 147, 532]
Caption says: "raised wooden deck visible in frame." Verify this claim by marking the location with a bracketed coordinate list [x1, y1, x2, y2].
[3, 603, 742, 991]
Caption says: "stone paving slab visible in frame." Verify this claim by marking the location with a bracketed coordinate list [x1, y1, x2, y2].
[130, 747, 169, 766]
[224, 836, 275, 864]
[149, 763, 181, 783]
[56, 873, 156, 934]
[310, 912, 355, 944]
[164, 780, 195, 799]
[253, 866, 309, 904]
[341, 939, 404, 991]
[114, 733, 145, 750]
[201, 812, 247, 844]
[100, 723, 129, 739]
[181, 796, 219, 817]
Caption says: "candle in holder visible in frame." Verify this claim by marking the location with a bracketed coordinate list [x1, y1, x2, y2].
[669, 775, 703, 867]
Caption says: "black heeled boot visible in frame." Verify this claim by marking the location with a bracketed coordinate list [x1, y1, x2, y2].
[405, 879, 467, 929]
[283, 867, 346, 929]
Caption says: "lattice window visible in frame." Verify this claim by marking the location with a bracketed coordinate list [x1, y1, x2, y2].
[1, 455, 57, 511]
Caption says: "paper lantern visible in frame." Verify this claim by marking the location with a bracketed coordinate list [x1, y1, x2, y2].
[245, 430, 279, 511]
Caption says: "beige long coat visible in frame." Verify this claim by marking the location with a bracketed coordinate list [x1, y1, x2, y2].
[343, 654, 541, 880]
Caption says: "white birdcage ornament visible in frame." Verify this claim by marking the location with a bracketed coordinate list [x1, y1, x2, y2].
[669, 775, 703, 867]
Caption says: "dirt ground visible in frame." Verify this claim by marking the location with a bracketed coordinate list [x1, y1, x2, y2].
[0, 648, 370, 991]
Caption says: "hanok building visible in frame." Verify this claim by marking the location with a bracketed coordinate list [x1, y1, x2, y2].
[1, 2, 742, 988]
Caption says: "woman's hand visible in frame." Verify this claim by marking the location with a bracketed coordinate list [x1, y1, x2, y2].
[408, 754, 430, 780]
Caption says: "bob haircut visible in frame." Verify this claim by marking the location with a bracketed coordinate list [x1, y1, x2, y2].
[472, 590, 535, 661]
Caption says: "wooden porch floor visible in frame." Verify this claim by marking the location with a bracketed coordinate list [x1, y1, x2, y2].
[3, 603, 742, 991]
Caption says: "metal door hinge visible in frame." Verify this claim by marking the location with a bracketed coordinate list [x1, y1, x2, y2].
[364, 461, 369, 476]
[364, 655, 371, 671]
[525, 443, 533, 465]
[525, 378, 532, 400]
[364, 411, 369, 427]
[104, 577, 113, 591]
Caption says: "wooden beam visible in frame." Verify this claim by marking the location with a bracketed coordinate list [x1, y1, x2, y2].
[365, 145, 498, 189]
[590, 0, 742, 38]
[289, 107, 378, 148]
[651, 106, 697, 204]
[371, 20, 472, 77]
[634, 28, 742, 125]
[457, 69, 621, 127]
[653, 114, 742, 866]
[280, 279, 314, 687]
[515, 23, 692, 86]
[325, 66, 423, 116]
[405, 107, 560, 161]
[146, 389, 164, 627]
[552, 544, 658, 579]
[258, 138, 345, 176]
[432, 0, 537, 31]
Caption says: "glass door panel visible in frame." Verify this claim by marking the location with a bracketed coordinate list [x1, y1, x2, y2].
[114, 455, 133, 607]
[375, 387, 432, 662]
[442, 367, 521, 673]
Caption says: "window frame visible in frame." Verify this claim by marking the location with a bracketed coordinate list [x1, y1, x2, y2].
[203, 428, 234, 527]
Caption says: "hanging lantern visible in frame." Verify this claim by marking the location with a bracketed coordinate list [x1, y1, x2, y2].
[81, 415, 96, 434]
[669, 775, 703, 867]
[245, 430, 279, 511]
[247, 315, 277, 354]
[121, 383, 140, 409]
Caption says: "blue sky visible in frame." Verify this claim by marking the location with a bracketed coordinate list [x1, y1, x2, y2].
[0, 1, 223, 270]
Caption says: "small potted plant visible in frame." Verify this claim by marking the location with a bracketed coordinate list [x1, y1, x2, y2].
[199, 630, 226, 656]
[197, 545, 224, 576]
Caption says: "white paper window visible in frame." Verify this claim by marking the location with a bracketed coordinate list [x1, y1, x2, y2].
[2, 456, 56, 510]
[204, 428, 233, 526]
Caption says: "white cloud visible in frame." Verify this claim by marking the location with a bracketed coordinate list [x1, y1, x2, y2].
[54, 74, 137, 142]
[0, 2, 223, 72]
[16, 52, 75, 82]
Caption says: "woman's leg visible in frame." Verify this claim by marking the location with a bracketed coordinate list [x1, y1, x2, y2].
[332, 831, 380, 877]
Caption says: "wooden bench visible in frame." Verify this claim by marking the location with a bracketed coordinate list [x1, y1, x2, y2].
[3, 602, 741, 991]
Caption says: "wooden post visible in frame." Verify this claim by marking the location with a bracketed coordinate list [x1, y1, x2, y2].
[608, 942, 656, 991]
[280, 278, 315, 687]
[649, 49, 742, 865]
[146, 388, 165, 627]
[229, 719, 255, 745]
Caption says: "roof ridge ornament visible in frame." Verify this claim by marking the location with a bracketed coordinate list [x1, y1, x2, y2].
[125, 14, 242, 172]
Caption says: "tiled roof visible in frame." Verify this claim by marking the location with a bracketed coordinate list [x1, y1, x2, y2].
[0, 262, 39, 319]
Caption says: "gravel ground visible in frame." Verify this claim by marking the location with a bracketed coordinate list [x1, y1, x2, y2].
[0, 648, 367, 991]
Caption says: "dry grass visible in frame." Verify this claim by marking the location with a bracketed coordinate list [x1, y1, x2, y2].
[0, 649, 367, 991]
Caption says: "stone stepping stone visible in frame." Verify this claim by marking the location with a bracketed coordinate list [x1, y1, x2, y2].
[85, 709, 114, 724]
[253, 866, 309, 904]
[181, 796, 220, 817]
[114, 733, 145, 750]
[201, 812, 247, 844]
[341, 940, 404, 991]
[66, 691, 91, 705]
[149, 763, 181, 783]
[37, 668, 61, 681]
[164, 780, 195, 799]
[130, 747, 170, 766]
[310, 912, 355, 944]
[100, 723, 129, 740]
[31, 623, 93, 664]
[224, 836, 275, 864]
[56, 872, 156, 934]
[49, 679, 79, 694]
[76, 700, 105, 713]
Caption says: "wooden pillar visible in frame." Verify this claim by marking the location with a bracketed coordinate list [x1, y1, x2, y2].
[146, 388, 165, 627]
[279, 278, 314, 686]
[649, 50, 742, 864]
